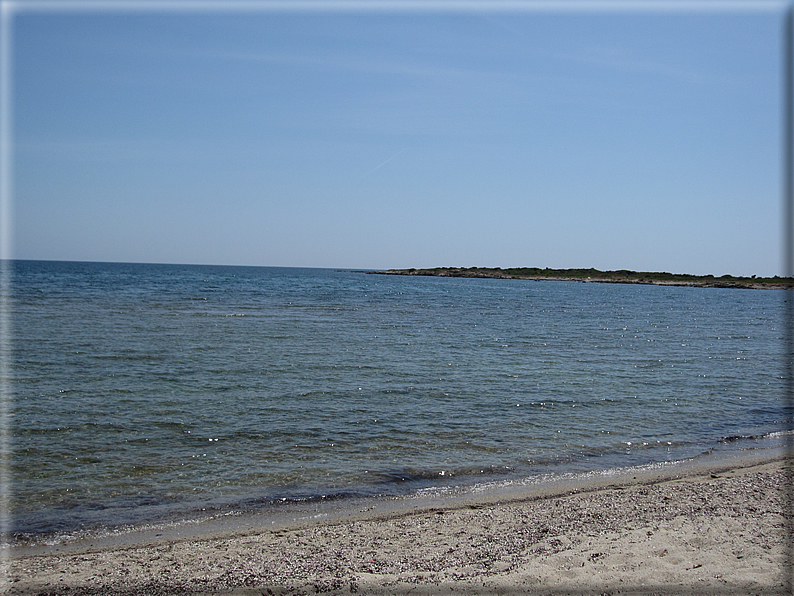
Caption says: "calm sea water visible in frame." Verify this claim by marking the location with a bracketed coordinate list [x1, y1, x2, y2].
[8, 260, 789, 540]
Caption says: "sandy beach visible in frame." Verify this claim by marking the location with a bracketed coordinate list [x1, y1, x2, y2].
[6, 453, 791, 596]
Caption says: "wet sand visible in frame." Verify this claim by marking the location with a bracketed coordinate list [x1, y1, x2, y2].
[6, 454, 791, 595]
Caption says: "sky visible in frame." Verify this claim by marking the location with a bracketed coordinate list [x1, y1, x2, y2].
[8, 2, 786, 276]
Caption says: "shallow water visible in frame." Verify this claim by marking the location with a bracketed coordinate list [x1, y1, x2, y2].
[8, 260, 788, 539]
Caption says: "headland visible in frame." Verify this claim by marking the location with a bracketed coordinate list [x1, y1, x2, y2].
[369, 267, 793, 289]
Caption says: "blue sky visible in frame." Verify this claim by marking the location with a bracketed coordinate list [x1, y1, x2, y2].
[10, 3, 784, 276]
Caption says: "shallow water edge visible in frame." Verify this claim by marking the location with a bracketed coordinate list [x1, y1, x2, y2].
[12, 435, 788, 558]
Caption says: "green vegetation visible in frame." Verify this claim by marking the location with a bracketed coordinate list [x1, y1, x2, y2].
[369, 267, 794, 289]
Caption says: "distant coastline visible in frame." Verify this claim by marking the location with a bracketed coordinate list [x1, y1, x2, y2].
[369, 266, 794, 289]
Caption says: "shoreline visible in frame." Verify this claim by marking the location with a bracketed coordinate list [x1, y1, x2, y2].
[8, 450, 791, 595]
[9, 438, 784, 553]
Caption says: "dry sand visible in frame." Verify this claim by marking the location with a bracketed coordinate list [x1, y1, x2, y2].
[6, 455, 792, 595]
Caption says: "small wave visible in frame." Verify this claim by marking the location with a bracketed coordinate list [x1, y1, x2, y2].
[719, 429, 792, 443]
[762, 429, 794, 438]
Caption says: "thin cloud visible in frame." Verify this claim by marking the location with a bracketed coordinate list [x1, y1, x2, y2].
[552, 45, 732, 86]
[360, 149, 405, 178]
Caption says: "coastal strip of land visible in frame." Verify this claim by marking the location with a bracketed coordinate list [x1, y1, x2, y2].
[369, 267, 794, 289]
[7, 455, 790, 595]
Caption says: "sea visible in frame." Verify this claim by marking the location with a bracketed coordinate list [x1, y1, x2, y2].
[6, 260, 791, 546]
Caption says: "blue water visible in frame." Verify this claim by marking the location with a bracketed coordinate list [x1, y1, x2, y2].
[7, 260, 788, 540]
